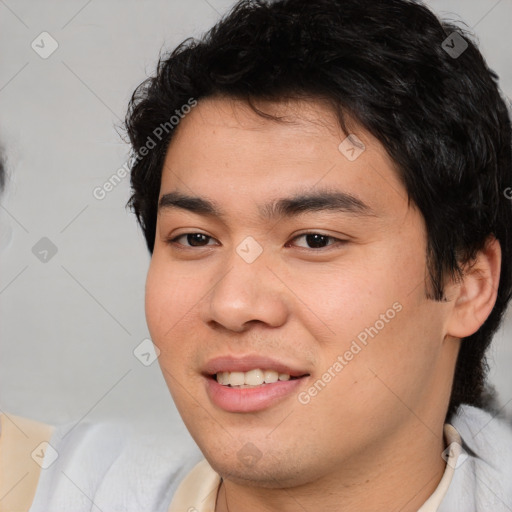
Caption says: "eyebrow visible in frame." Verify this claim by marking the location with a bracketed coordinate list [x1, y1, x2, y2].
[158, 189, 376, 221]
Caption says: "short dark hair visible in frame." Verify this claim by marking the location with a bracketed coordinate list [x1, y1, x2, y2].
[125, 0, 512, 419]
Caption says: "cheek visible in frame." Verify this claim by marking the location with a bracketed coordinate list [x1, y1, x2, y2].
[145, 261, 169, 343]
[295, 245, 438, 392]
[145, 261, 197, 402]
[145, 258, 194, 351]
[285, 257, 402, 346]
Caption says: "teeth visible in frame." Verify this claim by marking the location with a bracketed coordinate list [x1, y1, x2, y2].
[216, 369, 292, 387]
[245, 369, 264, 386]
[229, 372, 245, 386]
[217, 372, 229, 385]
[263, 370, 279, 383]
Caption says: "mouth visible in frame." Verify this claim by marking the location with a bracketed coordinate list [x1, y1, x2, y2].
[211, 369, 308, 388]
[202, 356, 311, 413]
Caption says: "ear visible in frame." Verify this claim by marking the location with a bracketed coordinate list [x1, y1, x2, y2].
[445, 236, 501, 339]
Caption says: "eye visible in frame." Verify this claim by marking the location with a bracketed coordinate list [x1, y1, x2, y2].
[287, 232, 346, 250]
[166, 231, 346, 251]
[167, 233, 218, 248]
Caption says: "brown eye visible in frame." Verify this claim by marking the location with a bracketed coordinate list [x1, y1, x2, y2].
[167, 233, 216, 247]
[289, 233, 345, 250]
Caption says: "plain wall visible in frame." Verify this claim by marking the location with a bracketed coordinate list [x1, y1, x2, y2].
[0, 0, 511, 432]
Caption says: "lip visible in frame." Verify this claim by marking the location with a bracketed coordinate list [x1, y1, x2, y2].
[202, 355, 310, 413]
[205, 376, 308, 413]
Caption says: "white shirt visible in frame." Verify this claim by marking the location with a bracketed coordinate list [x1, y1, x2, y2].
[29, 405, 512, 512]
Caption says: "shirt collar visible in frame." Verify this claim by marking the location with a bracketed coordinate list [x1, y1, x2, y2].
[169, 423, 464, 512]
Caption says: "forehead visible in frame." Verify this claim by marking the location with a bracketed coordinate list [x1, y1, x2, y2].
[159, 96, 407, 217]
[169, 96, 352, 155]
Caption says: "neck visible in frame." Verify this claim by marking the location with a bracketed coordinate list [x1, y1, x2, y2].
[215, 421, 447, 512]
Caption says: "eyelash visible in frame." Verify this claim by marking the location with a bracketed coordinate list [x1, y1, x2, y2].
[166, 232, 346, 251]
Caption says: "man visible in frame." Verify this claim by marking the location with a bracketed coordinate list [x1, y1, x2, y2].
[28, 0, 512, 510]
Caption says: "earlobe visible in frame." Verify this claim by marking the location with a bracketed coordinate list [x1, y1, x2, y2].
[446, 236, 502, 339]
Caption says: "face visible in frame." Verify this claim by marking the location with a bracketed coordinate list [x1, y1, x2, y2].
[145, 96, 458, 487]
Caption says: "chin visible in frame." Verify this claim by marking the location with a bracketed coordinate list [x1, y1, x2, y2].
[204, 448, 320, 489]
[213, 463, 306, 488]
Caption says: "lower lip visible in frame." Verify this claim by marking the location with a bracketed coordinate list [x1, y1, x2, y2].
[205, 376, 307, 413]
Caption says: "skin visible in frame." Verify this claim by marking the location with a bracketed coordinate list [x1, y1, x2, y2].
[145, 96, 501, 512]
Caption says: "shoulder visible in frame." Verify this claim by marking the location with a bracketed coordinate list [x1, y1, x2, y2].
[439, 404, 512, 511]
[0, 413, 55, 512]
[29, 419, 202, 512]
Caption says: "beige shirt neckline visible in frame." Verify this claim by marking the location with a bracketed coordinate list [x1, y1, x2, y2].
[169, 423, 462, 512]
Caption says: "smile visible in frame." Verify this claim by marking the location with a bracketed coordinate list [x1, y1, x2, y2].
[215, 369, 300, 387]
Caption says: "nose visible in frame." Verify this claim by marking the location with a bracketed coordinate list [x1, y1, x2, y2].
[199, 247, 289, 333]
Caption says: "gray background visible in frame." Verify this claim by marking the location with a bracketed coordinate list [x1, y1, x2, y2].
[0, 0, 511, 432]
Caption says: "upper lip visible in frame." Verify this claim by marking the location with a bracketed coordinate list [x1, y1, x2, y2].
[203, 355, 310, 377]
